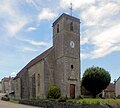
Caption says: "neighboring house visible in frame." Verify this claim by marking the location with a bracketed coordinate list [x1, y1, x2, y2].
[14, 13, 81, 100]
[0, 81, 2, 93]
[115, 77, 120, 98]
[102, 83, 115, 98]
[1, 77, 14, 93]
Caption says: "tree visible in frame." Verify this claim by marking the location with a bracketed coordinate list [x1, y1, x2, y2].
[82, 66, 111, 98]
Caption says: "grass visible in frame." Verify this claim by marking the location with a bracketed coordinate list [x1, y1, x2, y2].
[30, 97, 120, 106]
[67, 98, 120, 105]
[9, 99, 19, 104]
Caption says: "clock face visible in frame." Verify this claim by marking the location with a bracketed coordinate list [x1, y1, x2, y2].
[70, 41, 75, 48]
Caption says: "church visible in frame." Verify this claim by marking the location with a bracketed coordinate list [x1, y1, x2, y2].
[14, 13, 81, 99]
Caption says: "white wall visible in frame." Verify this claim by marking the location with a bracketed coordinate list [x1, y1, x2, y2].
[115, 78, 120, 97]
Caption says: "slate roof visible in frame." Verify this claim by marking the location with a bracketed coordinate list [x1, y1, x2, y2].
[104, 83, 115, 92]
[14, 47, 53, 79]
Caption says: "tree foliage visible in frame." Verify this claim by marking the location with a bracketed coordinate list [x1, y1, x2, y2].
[47, 86, 61, 99]
[82, 66, 111, 98]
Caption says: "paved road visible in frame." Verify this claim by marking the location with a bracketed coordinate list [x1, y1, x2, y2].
[0, 93, 42, 108]
[0, 100, 43, 108]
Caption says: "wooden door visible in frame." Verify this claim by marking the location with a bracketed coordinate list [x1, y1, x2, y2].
[70, 84, 75, 99]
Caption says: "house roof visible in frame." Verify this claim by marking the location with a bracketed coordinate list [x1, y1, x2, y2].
[2, 77, 13, 82]
[104, 83, 115, 92]
[14, 47, 53, 80]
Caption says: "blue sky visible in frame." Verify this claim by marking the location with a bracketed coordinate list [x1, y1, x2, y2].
[0, 0, 120, 82]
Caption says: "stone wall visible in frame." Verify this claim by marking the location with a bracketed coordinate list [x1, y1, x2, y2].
[8, 79, 14, 93]
[1, 79, 9, 93]
[20, 70, 29, 99]
[14, 78, 21, 100]
[53, 13, 80, 99]
[115, 78, 120, 97]
[44, 48, 55, 98]
[28, 60, 45, 99]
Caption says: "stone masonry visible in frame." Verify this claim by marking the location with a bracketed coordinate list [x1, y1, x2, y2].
[14, 13, 81, 99]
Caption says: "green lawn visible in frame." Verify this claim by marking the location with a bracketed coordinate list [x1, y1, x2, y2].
[67, 98, 120, 105]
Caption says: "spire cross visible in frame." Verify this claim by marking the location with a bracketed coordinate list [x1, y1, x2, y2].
[70, 3, 73, 16]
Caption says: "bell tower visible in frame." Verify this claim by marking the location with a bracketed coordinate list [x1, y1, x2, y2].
[53, 13, 80, 98]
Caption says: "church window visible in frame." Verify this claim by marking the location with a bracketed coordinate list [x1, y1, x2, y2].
[31, 74, 36, 97]
[71, 65, 74, 69]
[38, 74, 40, 91]
[70, 22, 73, 31]
[57, 24, 59, 33]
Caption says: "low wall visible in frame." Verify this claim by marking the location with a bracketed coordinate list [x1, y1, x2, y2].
[19, 100, 120, 108]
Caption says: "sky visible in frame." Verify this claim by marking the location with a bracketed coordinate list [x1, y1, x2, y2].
[0, 0, 120, 82]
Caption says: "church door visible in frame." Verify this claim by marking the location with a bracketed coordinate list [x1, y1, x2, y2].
[70, 84, 75, 99]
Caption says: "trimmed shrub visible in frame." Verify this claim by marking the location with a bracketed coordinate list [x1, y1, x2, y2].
[47, 86, 61, 99]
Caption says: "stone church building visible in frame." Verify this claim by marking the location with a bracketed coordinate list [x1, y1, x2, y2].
[14, 13, 80, 99]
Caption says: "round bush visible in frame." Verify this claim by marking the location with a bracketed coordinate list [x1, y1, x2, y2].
[82, 66, 111, 98]
[47, 86, 61, 99]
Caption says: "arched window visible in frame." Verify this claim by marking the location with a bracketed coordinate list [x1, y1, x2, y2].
[38, 74, 40, 91]
[57, 24, 59, 33]
[70, 22, 73, 31]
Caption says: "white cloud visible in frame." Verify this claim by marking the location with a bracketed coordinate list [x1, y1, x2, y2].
[22, 47, 38, 52]
[0, 0, 28, 36]
[11, 72, 16, 76]
[5, 20, 27, 36]
[26, 0, 40, 10]
[38, 8, 56, 21]
[80, 0, 120, 59]
[81, 2, 120, 26]
[81, 35, 89, 45]
[0, 0, 16, 17]
[82, 23, 120, 59]
[27, 27, 37, 32]
[18, 38, 50, 47]
[81, 53, 91, 59]
[60, 0, 95, 9]
[91, 24, 120, 58]
[29, 41, 49, 46]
